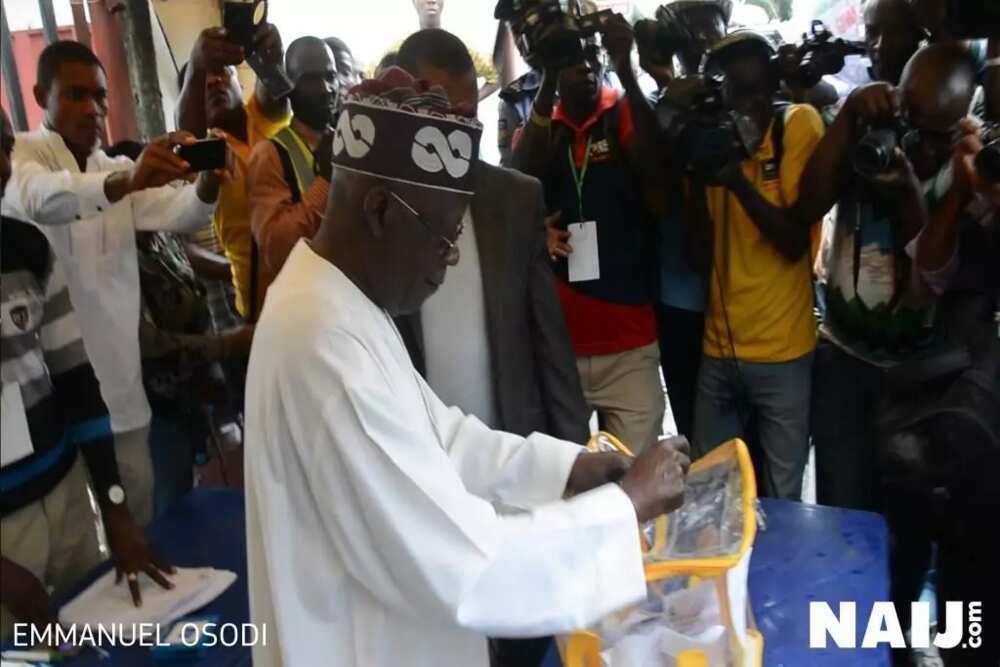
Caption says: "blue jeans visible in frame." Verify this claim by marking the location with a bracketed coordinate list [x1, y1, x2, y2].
[810, 339, 885, 511]
[693, 351, 814, 499]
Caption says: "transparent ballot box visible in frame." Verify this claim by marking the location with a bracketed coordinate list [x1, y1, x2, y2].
[566, 436, 763, 667]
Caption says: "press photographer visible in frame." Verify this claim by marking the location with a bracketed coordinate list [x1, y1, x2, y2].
[798, 43, 999, 664]
[511, 11, 667, 454]
[676, 32, 824, 501]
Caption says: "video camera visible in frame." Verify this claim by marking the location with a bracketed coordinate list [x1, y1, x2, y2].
[655, 76, 762, 175]
[776, 20, 867, 89]
[494, 0, 614, 70]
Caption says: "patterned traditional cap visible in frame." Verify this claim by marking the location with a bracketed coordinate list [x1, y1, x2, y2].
[330, 67, 483, 194]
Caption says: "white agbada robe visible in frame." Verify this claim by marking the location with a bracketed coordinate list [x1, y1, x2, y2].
[245, 241, 647, 667]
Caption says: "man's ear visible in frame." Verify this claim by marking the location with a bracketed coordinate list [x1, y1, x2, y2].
[33, 85, 49, 111]
[361, 186, 390, 240]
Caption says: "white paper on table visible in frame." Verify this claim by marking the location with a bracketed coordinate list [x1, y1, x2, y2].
[59, 567, 236, 638]
[567, 221, 600, 283]
[1, 383, 34, 467]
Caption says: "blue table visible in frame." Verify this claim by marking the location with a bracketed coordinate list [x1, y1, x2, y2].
[543, 498, 891, 666]
[54, 489, 250, 667]
[24, 493, 888, 666]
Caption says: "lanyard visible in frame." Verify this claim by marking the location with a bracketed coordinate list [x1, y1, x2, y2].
[567, 136, 593, 222]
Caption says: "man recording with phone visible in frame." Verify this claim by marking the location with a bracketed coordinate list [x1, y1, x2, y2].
[681, 33, 824, 500]
[512, 11, 667, 454]
[248, 36, 338, 276]
[176, 15, 290, 321]
[2, 41, 226, 528]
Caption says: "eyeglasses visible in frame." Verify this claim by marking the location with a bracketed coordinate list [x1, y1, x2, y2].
[388, 190, 462, 264]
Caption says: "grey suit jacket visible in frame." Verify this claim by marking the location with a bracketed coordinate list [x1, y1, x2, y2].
[396, 161, 590, 444]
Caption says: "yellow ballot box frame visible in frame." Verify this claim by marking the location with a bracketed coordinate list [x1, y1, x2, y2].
[565, 435, 763, 667]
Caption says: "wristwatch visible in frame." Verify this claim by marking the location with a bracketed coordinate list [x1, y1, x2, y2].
[107, 484, 126, 506]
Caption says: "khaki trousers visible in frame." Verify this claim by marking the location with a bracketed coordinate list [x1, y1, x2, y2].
[1, 457, 102, 641]
[577, 342, 666, 454]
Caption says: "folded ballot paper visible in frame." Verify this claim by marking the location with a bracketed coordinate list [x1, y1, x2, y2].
[59, 567, 236, 639]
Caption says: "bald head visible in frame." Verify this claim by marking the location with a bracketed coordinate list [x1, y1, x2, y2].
[900, 42, 977, 180]
[285, 36, 337, 130]
[900, 42, 977, 129]
[286, 36, 335, 81]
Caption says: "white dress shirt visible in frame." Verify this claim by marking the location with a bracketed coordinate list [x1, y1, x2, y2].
[2, 127, 215, 432]
[421, 208, 499, 428]
[244, 241, 646, 667]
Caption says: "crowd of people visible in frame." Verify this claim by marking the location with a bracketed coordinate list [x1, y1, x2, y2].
[1, 0, 997, 666]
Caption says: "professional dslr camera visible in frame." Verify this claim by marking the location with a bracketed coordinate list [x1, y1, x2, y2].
[655, 76, 762, 175]
[494, 0, 614, 70]
[852, 119, 913, 180]
[854, 121, 1000, 183]
[776, 20, 867, 89]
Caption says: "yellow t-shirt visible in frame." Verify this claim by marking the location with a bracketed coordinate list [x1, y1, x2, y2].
[703, 104, 824, 362]
[215, 95, 289, 319]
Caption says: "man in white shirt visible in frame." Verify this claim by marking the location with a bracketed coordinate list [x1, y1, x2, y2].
[245, 67, 690, 667]
[3, 41, 223, 525]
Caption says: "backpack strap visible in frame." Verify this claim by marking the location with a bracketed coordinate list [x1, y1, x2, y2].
[270, 126, 315, 199]
[269, 137, 302, 203]
[771, 102, 789, 168]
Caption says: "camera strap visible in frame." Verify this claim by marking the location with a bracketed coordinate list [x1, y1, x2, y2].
[567, 135, 593, 222]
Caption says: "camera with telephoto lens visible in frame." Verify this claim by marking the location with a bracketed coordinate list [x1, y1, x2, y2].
[975, 123, 1000, 185]
[494, 0, 614, 70]
[655, 76, 762, 175]
[778, 20, 867, 88]
[853, 119, 912, 180]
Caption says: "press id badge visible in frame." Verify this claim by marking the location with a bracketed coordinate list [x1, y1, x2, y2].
[567, 221, 600, 283]
[2, 382, 34, 466]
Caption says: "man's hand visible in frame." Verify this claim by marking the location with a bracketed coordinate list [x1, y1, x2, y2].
[102, 505, 174, 607]
[565, 452, 631, 496]
[619, 436, 690, 523]
[250, 22, 283, 65]
[843, 82, 900, 126]
[1, 557, 54, 632]
[104, 132, 199, 203]
[132, 132, 198, 191]
[544, 210, 572, 260]
[314, 130, 335, 182]
[951, 119, 983, 201]
[190, 27, 244, 73]
[602, 13, 635, 74]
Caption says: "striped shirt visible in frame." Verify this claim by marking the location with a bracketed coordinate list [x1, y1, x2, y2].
[1, 217, 117, 516]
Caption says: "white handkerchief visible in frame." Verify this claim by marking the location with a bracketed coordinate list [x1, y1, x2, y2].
[59, 567, 236, 639]
[567, 221, 600, 283]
